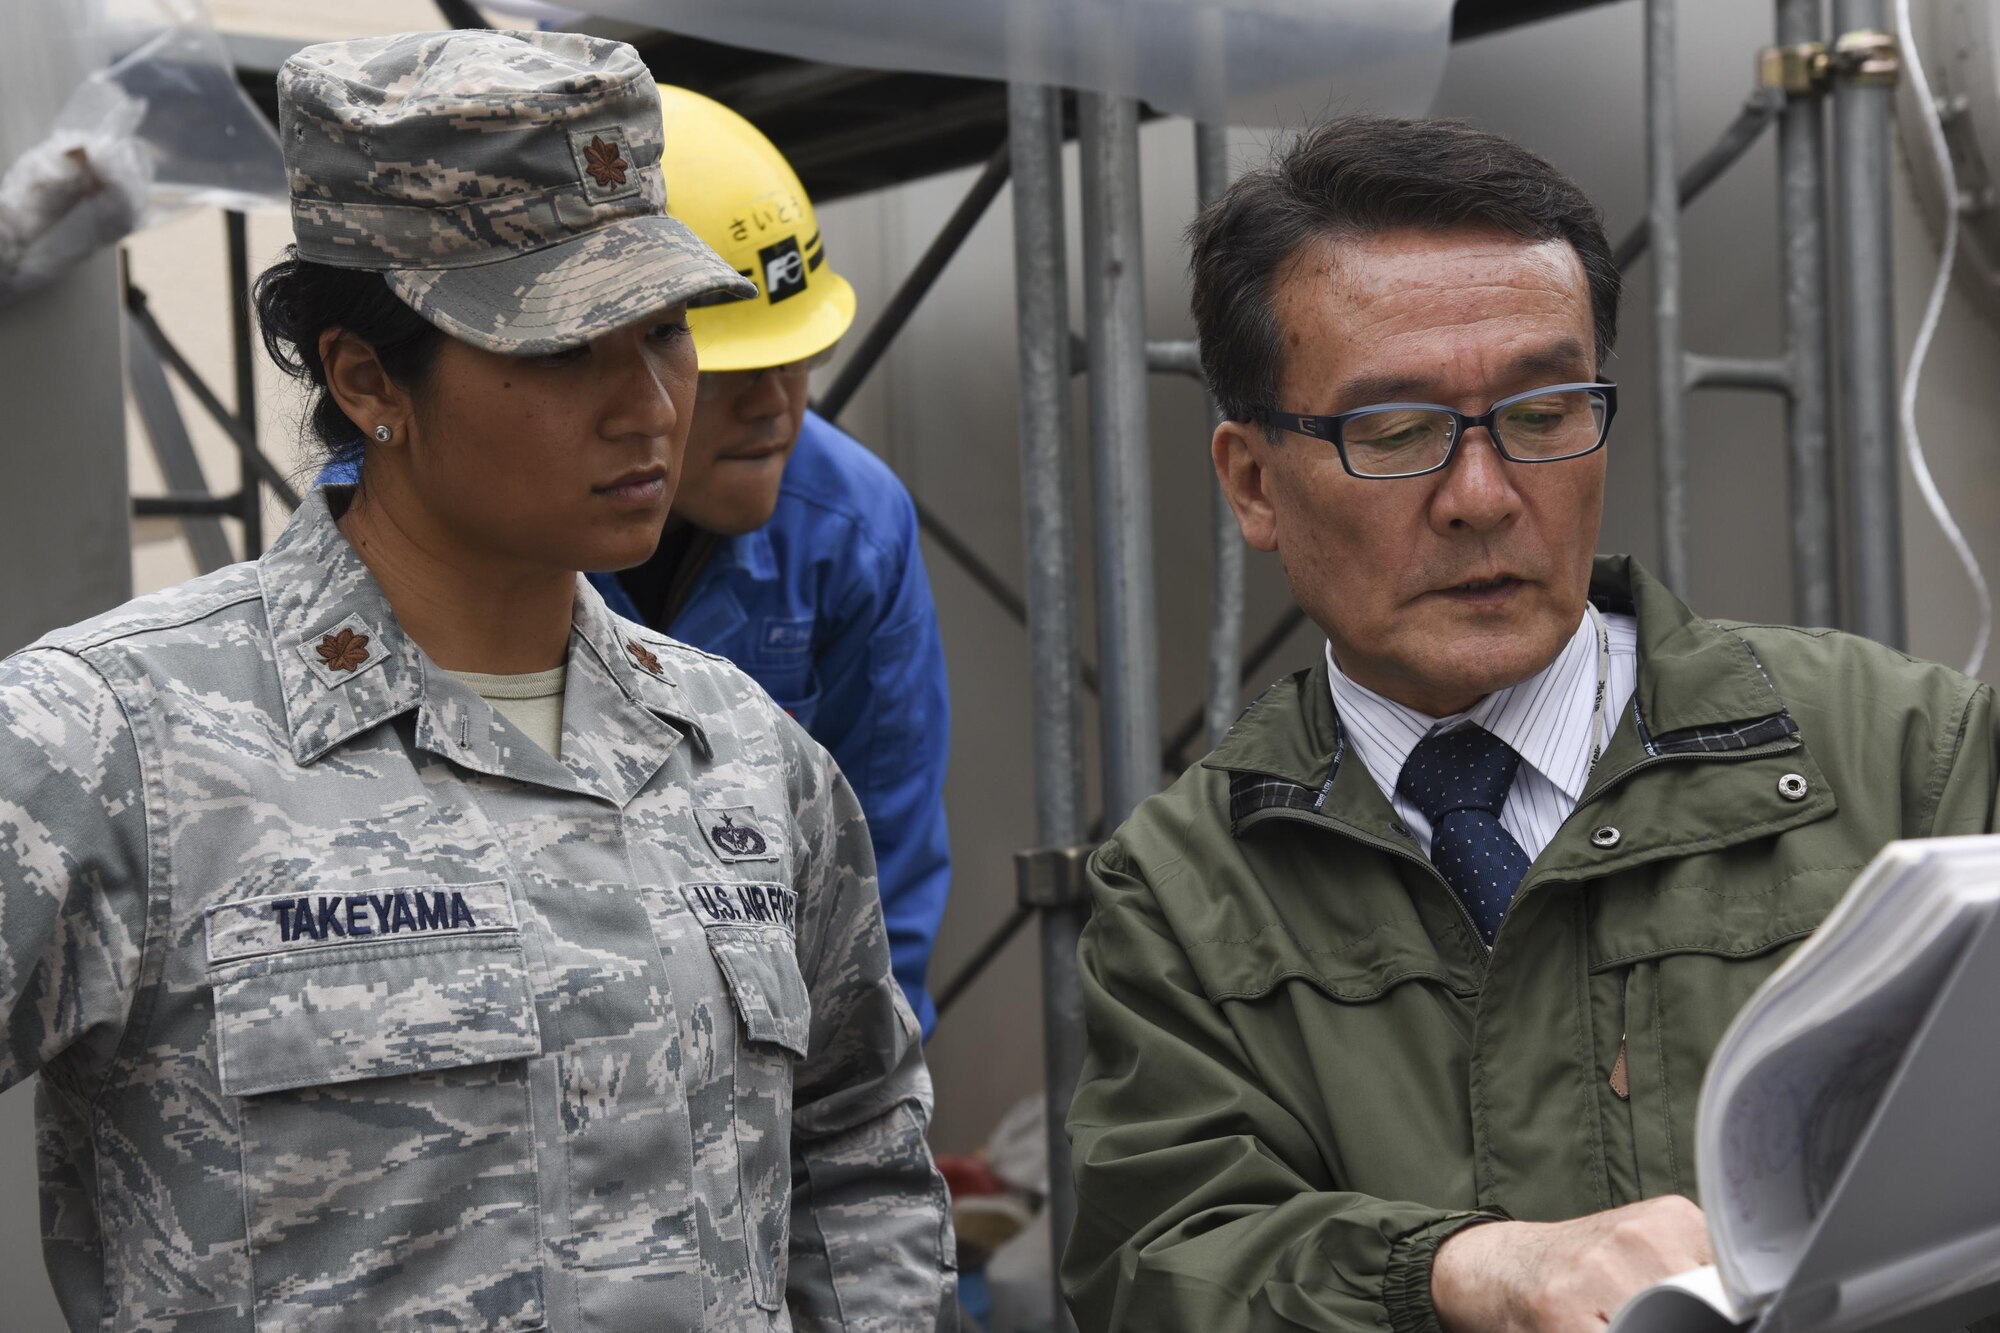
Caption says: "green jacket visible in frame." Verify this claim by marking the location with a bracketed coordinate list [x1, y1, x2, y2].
[1063, 557, 1999, 1333]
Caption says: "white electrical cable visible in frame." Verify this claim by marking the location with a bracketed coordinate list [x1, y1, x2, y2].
[1896, 0, 1992, 677]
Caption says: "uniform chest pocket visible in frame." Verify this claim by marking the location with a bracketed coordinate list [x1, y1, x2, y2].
[684, 880, 813, 1312]
[708, 924, 813, 1057]
[206, 884, 546, 1333]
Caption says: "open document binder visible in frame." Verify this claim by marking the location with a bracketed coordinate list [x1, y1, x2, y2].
[1611, 836, 2000, 1333]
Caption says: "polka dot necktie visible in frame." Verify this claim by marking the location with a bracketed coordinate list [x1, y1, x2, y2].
[1396, 723, 1530, 946]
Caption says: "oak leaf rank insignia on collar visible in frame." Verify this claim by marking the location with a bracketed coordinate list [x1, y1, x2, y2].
[297, 612, 388, 689]
[626, 639, 664, 677]
[316, 627, 370, 672]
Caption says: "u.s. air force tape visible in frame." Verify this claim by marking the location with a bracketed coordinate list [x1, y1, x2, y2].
[680, 882, 797, 932]
[204, 881, 517, 965]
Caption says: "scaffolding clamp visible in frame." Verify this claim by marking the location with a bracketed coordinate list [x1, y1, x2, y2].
[1831, 29, 1901, 88]
[1015, 844, 1095, 910]
[1757, 42, 1829, 96]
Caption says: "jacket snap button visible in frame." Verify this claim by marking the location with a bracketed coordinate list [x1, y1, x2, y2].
[1777, 773, 1809, 801]
[1390, 821, 1410, 837]
[1591, 825, 1621, 849]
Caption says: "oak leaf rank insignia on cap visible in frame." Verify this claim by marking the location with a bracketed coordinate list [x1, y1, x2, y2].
[277, 28, 754, 356]
[571, 128, 636, 200]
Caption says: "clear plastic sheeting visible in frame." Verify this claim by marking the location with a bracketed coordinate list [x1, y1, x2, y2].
[0, 83, 151, 306]
[477, 0, 593, 27]
[98, 11, 288, 216]
[576, 0, 1454, 127]
[0, 0, 284, 304]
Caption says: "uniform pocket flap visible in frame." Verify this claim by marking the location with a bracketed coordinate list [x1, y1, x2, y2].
[707, 926, 812, 1058]
[213, 935, 543, 1098]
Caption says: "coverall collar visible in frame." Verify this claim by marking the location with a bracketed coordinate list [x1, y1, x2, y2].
[714, 523, 779, 582]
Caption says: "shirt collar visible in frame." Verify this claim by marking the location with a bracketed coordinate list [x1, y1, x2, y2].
[1324, 608, 1603, 804]
[1204, 556, 1804, 825]
[260, 488, 710, 803]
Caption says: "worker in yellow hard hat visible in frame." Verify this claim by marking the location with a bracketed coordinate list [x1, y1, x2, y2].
[589, 86, 953, 1039]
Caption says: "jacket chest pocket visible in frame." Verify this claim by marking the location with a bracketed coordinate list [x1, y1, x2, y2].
[1598, 941, 1812, 1208]
[206, 884, 546, 1333]
[1589, 861, 1852, 1207]
[1187, 907, 1484, 1206]
[685, 883, 812, 1312]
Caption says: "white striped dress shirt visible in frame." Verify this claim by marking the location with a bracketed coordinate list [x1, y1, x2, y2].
[1326, 608, 1640, 862]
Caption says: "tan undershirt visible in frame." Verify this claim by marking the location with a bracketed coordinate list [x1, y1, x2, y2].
[446, 664, 567, 760]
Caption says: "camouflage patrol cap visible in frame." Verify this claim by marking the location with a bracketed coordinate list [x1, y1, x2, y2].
[278, 29, 755, 355]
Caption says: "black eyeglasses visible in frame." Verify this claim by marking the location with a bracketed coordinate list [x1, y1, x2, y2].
[1257, 381, 1618, 479]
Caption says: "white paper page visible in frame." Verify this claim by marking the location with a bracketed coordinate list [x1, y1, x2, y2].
[1694, 838, 2000, 1305]
[1704, 935, 1953, 1296]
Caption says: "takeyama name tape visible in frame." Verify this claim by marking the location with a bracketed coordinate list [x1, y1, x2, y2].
[205, 880, 518, 965]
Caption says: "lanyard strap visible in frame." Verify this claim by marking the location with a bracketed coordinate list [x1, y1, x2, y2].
[1585, 602, 1612, 770]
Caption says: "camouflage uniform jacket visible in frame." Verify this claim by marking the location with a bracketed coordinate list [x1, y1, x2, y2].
[0, 489, 956, 1332]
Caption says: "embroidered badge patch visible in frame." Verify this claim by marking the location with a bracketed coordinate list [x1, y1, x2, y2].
[680, 881, 797, 933]
[569, 126, 641, 204]
[698, 806, 779, 862]
[204, 880, 517, 965]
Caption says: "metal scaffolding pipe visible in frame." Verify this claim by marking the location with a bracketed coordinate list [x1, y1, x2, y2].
[1683, 353, 1792, 393]
[124, 285, 301, 510]
[1777, 0, 1840, 628]
[1008, 81, 1088, 1333]
[1080, 92, 1161, 828]
[1646, 0, 1690, 593]
[1195, 122, 1242, 751]
[1612, 88, 1783, 272]
[817, 141, 1011, 422]
[1832, 0, 1906, 647]
[227, 211, 263, 554]
[1145, 339, 1202, 378]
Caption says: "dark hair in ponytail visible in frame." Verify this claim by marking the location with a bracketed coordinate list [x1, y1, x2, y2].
[253, 247, 445, 461]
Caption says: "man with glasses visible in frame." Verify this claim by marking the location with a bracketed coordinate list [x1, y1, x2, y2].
[1063, 116, 2000, 1332]
[588, 87, 953, 1039]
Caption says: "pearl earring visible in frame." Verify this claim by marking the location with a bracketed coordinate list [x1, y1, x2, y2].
[373, 424, 392, 443]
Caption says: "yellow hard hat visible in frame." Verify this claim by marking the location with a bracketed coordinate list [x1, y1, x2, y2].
[659, 84, 857, 373]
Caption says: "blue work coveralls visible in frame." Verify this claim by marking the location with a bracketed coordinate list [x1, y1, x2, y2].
[591, 412, 953, 1037]
[321, 412, 952, 1036]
